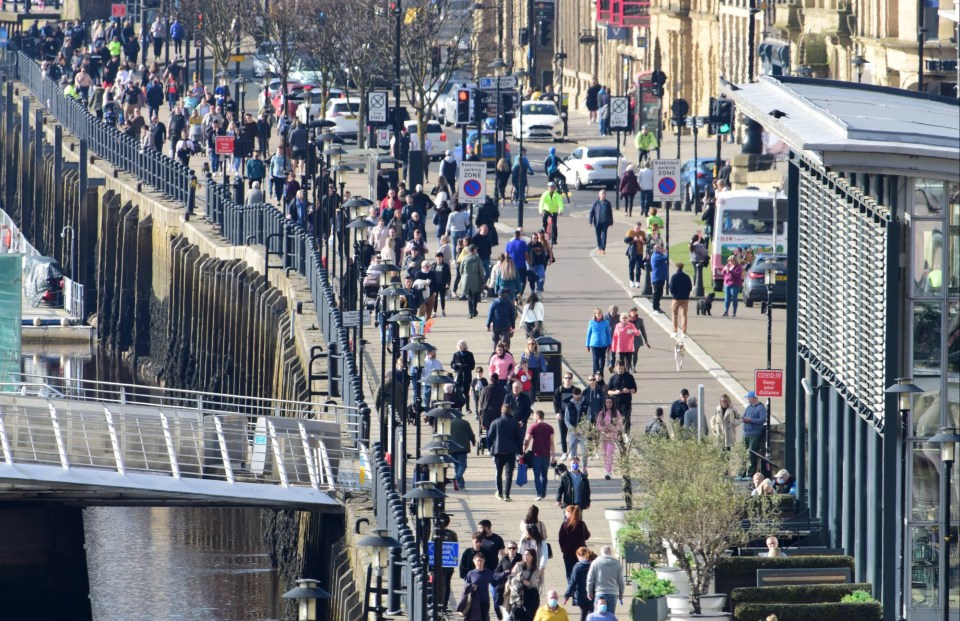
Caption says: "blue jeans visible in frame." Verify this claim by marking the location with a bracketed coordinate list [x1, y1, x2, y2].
[595, 227, 608, 251]
[724, 285, 741, 315]
[530, 264, 546, 292]
[567, 429, 583, 458]
[452, 230, 467, 250]
[452, 452, 468, 484]
[481, 257, 492, 283]
[591, 346, 607, 376]
[640, 190, 654, 215]
[531, 455, 549, 498]
[599, 117, 608, 135]
[210, 152, 220, 172]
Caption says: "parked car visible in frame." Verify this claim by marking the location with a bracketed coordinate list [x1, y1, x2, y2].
[680, 157, 716, 210]
[405, 119, 448, 159]
[511, 100, 563, 141]
[294, 88, 345, 124]
[742, 252, 788, 308]
[258, 79, 320, 118]
[289, 56, 326, 85]
[439, 80, 477, 126]
[252, 42, 282, 77]
[561, 146, 625, 190]
[325, 97, 362, 141]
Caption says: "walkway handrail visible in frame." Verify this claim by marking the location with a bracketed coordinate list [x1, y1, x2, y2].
[12, 51, 197, 212]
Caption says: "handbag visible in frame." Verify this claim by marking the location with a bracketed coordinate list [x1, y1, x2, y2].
[457, 584, 475, 616]
[516, 462, 528, 486]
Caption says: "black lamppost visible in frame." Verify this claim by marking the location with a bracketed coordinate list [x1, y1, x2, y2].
[930, 427, 960, 621]
[886, 377, 923, 621]
[755, 258, 779, 468]
[401, 336, 436, 461]
[851, 47, 869, 84]
[281, 578, 332, 621]
[377, 279, 401, 448]
[356, 528, 402, 621]
[387, 308, 415, 494]
[488, 58, 508, 162]
[234, 75, 248, 115]
[514, 69, 529, 228]
[403, 483, 446, 619]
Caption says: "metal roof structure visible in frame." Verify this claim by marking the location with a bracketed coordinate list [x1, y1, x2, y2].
[721, 76, 960, 178]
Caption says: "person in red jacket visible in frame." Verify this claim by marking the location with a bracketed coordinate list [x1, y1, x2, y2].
[619, 165, 640, 217]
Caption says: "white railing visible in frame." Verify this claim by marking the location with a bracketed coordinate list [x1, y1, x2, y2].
[63, 277, 84, 322]
[0, 207, 39, 256]
[0, 393, 367, 492]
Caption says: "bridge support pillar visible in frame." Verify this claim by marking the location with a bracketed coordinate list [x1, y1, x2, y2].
[0, 503, 92, 621]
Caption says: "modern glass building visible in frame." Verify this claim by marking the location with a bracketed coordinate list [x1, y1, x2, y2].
[725, 76, 960, 621]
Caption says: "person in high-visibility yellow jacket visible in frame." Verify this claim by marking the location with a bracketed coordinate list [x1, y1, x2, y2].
[634, 124, 659, 163]
[538, 181, 565, 245]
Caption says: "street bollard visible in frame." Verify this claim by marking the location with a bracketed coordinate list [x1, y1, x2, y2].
[694, 261, 705, 298]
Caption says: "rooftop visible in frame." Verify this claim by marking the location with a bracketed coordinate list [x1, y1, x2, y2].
[721, 76, 960, 178]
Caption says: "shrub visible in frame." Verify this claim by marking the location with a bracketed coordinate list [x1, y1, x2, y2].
[733, 602, 883, 621]
[841, 590, 877, 603]
[717, 555, 856, 577]
[629, 568, 677, 603]
[730, 583, 874, 605]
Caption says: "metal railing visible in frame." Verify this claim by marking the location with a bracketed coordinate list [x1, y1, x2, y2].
[0, 393, 369, 493]
[204, 181, 368, 419]
[13, 52, 197, 212]
[62, 276, 83, 321]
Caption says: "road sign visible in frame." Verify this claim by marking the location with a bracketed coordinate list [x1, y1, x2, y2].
[342, 310, 361, 327]
[652, 159, 681, 202]
[0, 28, 7, 49]
[478, 75, 519, 91]
[111, 3, 126, 17]
[376, 128, 390, 148]
[194, 38, 203, 48]
[755, 369, 784, 398]
[458, 161, 487, 204]
[671, 98, 689, 119]
[214, 135, 235, 155]
[428, 541, 460, 568]
[368, 91, 388, 123]
[609, 96, 630, 130]
[229, 54, 246, 63]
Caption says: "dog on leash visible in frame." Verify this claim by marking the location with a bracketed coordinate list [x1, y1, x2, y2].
[696, 293, 715, 316]
[674, 339, 686, 372]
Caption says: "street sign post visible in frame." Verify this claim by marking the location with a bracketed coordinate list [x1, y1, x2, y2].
[652, 159, 681, 202]
[755, 369, 784, 398]
[376, 128, 390, 148]
[368, 91, 389, 124]
[478, 75, 519, 91]
[428, 541, 460, 568]
[214, 136, 235, 156]
[609, 96, 630, 130]
[458, 161, 487, 204]
[342, 310, 361, 327]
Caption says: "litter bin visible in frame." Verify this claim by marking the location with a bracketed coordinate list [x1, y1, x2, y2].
[536, 335, 562, 399]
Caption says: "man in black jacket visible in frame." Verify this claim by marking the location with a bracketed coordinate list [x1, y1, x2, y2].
[607, 361, 637, 432]
[459, 533, 497, 579]
[478, 373, 506, 431]
[486, 405, 523, 501]
[556, 457, 591, 510]
[553, 372, 575, 457]
[668, 262, 693, 336]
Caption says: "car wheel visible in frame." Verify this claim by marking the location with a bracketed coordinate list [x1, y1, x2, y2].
[744, 298, 754, 308]
[575, 174, 584, 191]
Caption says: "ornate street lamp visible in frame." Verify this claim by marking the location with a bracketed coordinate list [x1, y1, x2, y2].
[281, 578, 332, 621]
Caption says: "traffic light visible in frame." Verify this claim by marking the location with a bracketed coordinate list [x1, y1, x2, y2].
[456, 88, 472, 125]
[519, 27, 529, 46]
[715, 98, 734, 134]
[501, 92, 515, 126]
[538, 20, 552, 46]
[473, 90, 489, 124]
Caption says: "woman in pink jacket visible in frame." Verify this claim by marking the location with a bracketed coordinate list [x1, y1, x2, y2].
[595, 397, 623, 480]
[610, 313, 641, 369]
[722, 255, 744, 317]
[488, 341, 515, 386]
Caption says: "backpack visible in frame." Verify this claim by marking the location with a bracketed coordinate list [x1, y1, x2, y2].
[103, 102, 119, 125]
[645, 417, 665, 435]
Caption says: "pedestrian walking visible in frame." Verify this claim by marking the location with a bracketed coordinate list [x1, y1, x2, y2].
[487, 405, 524, 501]
[486, 289, 517, 349]
[637, 162, 654, 216]
[585, 546, 626, 615]
[585, 309, 611, 378]
[650, 244, 669, 313]
[523, 410, 555, 501]
[553, 372, 575, 457]
[596, 400, 622, 479]
[564, 389, 587, 459]
[668, 262, 693, 337]
[625, 307, 651, 372]
[518, 506, 550, 569]
[556, 456, 591, 511]
[606, 360, 637, 433]
[564, 547, 596, 621]
[619, 165, 639, 217]
[459, 245, 486, 319]
[558, 505, 592, 579]
[450, 410, 476, 487]
[460, 552, 496, 621]
[722, 255, 744, 317]
[610, 313, 640, 369]
[589, 190, 614, 253]
[508, 549, 543, 621]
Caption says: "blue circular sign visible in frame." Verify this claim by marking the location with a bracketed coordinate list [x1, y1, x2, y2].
[657, 177, 676, 195]
[463, 179, 483, 197]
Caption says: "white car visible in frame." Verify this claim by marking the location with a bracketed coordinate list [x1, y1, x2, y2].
[289, 57, 325, 85]
[405, 120, 449, 159]
[295, 88, 345, 124]
[324, 97, 361, 141]
[561, 146, 626, 190]
[512, 101, 564, 141]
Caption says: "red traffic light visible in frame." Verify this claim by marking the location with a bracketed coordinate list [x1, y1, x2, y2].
[457, 90, 470, 102]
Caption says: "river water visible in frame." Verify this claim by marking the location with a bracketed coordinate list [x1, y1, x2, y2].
[22, 351, 283, 621]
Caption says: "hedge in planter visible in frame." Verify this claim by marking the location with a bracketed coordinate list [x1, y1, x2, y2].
[715, 555, 856, 594]
[730, 583, 874, 606]
[733, 602, 882, 621]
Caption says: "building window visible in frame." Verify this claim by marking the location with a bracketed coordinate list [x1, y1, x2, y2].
[911, 524, 940, 608]
[914, 302, 943, 375]
[913, 219, 945, 297]
[913, 441, 940, 522]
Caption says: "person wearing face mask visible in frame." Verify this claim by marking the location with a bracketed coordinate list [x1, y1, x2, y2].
[584, 598, 615, 620]
[773, 468, 796, 494]
[556, 456, 591, 511]
[532, 589, 569, 620]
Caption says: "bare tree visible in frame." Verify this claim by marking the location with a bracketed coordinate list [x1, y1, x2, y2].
[241, 0, 324, 119]
[328, 0, 391, 148]
[398, 0, 474, 147]
[179, 0, 254, 80]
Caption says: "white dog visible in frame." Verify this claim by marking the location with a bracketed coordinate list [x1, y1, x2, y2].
[674, 339, 686, 372]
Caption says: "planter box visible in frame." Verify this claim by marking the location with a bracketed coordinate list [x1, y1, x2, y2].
[606, 507, 627, 546]
[668, 594, 728, 615]
[631, 597, 668, 621]
[655, 567, 689, 596]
